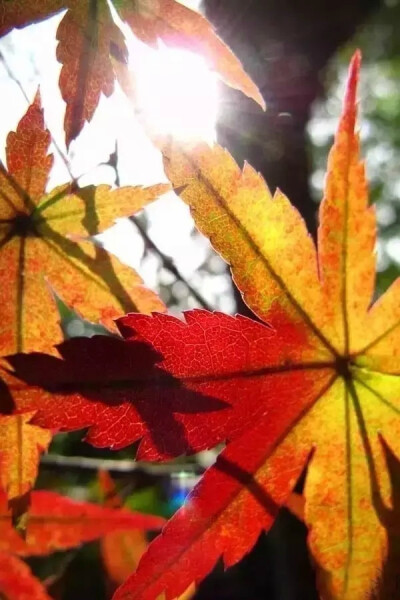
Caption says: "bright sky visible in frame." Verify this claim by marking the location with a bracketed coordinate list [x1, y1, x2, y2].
[0, 2, 235, 314]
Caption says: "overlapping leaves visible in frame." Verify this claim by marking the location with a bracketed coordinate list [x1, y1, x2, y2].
[99, 470, 196, 600]
[0, 92, 167, 518]
[0, 0, 264, 147]
[114, 52, 398, 600]
[0, 489, 164, 599]
[4, 52, 400, 600]
[0, 92, 167, 356]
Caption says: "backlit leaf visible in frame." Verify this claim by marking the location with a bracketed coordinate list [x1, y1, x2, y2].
[4, 51, 398, 600]
[3, 312, 330, 460]
[103, 528, 149, 586]
[116, 0, 265, 110]
[107, 51, 400, 600]
[0, 93, 167, 355]
[57, 1, 127, 147]
[0, 0, 263, 145]
[0, 552, 51, 600]
[99, 471, 196, 600]
[0, 489, 164, 556]
[0, 1, 65, 36]
[0, 412, 51, 508]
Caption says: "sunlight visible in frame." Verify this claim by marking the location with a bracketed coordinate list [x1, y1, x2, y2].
[0, 4, 231, 312]
[126, 38, 219, 143]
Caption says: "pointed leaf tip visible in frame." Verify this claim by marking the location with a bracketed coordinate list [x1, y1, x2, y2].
[344, 50, 361, 116]
[32, 88, 42, 108]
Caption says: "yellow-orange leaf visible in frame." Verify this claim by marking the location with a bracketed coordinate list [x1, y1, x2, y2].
[161, 137, 336, 355]
[104, 528, 149, 586]
[0, 412, 51, 503]
[0, 0, 263, 146]
[0, 552, 52, 600]
[0, 93, 167, 355]
[117, 0, 265, 110]
[116, 50, 399, 600]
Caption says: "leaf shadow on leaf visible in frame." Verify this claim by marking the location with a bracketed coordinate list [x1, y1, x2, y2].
[370, 437, 400, 599]
[45, 184, 139, 313]
[41, 221, 137, 312]
[0, 162, 36, 214]
[8, 489, 30, 534]
[216, 454, 280, 517]
[1, 165, 142, 347]
[0, 228, 15, 253]
[349, 379, 400, 599]
[0, 378, 14, 414]
[4, 336, 228, 459]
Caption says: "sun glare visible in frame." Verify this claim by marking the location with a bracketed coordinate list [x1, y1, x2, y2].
[127, 38, 219, 143]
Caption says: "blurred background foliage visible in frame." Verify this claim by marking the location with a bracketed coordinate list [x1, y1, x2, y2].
[1, 0, 400, 598]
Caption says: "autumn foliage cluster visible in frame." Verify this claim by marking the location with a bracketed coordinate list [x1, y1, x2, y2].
[0, 1, 399, 599]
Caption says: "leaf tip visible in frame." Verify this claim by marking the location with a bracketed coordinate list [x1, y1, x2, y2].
[32, 86, 43, 109]
[344, 49, 362, 113]
[257, 91, 267, 112]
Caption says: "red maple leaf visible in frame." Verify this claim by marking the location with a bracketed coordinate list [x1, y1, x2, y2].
[4, 52, 400, 600]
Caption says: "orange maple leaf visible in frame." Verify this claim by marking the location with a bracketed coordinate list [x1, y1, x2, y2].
[0, 412, 51, 513]
[0, 92, 167, 356]
[0, 489, 164, 599]
[0, 552, 52, 600]
[108, 51, 400, 600]
[0, 0, 264, 146]
[99, 471, 196, 600]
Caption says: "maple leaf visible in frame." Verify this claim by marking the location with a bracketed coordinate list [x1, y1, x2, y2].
[0, 489, 164, 557]
[4, 51, 399, 599]
[0, 412, 51, 525]
[109, 51, 400, 600]
[0, 92, 167, 355]
[0, 552, 52, 600]
[115, 0, 265, 110]
[99, 471, 196, 600]
[2, 312, 327, 460]
[99, 470, 150, 586]
[0, 487, 164, 598]
[0, 0, 264, 147]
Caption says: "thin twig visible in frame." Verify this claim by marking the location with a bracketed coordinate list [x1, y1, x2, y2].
[130, 215, 214, 311]
[109, 142, 214, 312]
[40, 453, 209, 474]
[2, 46, 215, 312]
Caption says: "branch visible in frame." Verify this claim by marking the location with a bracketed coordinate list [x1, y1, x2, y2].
[130, 215, 214, 311]
[40, 453, 209, 474]
[109, 143, 214, 312]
